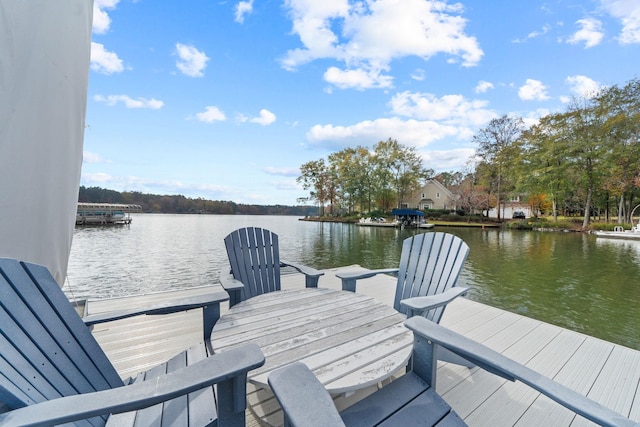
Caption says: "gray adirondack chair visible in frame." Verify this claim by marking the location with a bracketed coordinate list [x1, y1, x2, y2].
[0, 257, 265, 427]
[337, 232, 471, 366]
[222, 227, 324, 307]
[268, 316, 638, 427]
[337, 232, 470, 321]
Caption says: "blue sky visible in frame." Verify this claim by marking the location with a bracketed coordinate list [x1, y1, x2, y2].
[84, 0, 640, 205]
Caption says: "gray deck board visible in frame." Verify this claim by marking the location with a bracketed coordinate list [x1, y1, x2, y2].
[85, 266, 640, 426]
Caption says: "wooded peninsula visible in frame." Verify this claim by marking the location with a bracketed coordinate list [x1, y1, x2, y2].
[78, 186, 316, 216]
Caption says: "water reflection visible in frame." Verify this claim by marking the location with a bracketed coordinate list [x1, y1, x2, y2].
[67, 215, 640, 350]
[595, 237, 640, 264]
[447, 229, 639, 350]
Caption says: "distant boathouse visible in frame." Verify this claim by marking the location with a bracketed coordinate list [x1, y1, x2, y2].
[76, 203, 142, 225]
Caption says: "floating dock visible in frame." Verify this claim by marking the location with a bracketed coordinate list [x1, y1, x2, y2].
[76, 203, 142, 226]
[355, 218, 435, 229]
[82, 266, 640, 426]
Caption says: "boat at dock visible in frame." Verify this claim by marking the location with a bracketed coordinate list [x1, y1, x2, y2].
[355, 209, 435, 229]
[392, 208, 435, 229]
[355, 217, 435, 229]
[76, 203, 142, 226]
[355, 217, 400, 227]
[592, 222, 640, 240]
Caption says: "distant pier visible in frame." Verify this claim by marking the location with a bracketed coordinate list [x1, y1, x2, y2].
[76, 203, 142, 226]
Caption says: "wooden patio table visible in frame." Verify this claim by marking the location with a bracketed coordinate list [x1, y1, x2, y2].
[210, 287, 413, 395]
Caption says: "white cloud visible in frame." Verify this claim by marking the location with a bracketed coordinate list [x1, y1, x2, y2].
[92, 6, 111, 34]
[235, 0, 254, 23]
[513, 24, 552, 43]
[175, 43, 209, 77]
[82, 172, 114, 184]
[520, 108, 552, 128]
[83, 151, 105, 164]
[305, 90, 497, 154]
[92, 0, 120, 34]
[271, 178, 301, 192]
[196, 106, 227, 123]
[475, 80, 494, 94]
[389, 91, 496, 127]
[281, 0, 483, 90]
[305, 109, 489, 173]
[94, 95, 164, 109]
[518, 79, 550, 101]
[250, 109, 277, 125]
[308, 117, 472, 149]
[566, 75, 601, 98]
[90, 42, 124, 74]
[324, 66, 393, 90]
[263, 167, 300, 176]
[527, 24, 551, 40]
[567, 18, 604, 48]
[281, 1, 349, 70]
[81, 173, 239, 200]
[422, 148, 477, 171]
[411, 69, 426, 81]
[599, 0, 640, 44]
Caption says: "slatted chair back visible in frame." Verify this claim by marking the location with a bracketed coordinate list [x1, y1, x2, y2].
[0, 258, 124, 427]
[394, 232, 469, 321]
[224, 227, 282, 301]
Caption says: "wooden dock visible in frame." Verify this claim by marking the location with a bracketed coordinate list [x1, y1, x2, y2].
[85, 266, 640, 426]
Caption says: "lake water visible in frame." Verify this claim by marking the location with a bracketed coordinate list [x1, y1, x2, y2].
[66, 214, 640, 350]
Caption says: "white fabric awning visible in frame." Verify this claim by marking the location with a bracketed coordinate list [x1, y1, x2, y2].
[0, 0, 93, 285]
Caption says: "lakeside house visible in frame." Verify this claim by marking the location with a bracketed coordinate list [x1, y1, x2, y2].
[403, 179, 533, 219]
[487, 195, 534, 219]
[402, 179, 455, 211]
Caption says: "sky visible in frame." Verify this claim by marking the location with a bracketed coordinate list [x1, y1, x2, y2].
[84, 0, 640, 205]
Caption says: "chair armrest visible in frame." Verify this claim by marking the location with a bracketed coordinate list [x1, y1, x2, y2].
[219, 274, 245, 307]
[280, 260, 325, 288]
[0, 343, 265, 427]
[335, 268, 399, 292]
[269, 363, 345, 427]
[404, 317, 638, 427]
[400, 287, 469, 317]
[219, 275, 245, 291]
[83, 290, 229, 342]
[82, 291, 229, 326]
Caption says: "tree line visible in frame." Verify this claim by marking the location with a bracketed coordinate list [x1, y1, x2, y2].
[297, 78, 640, 227]
[472, 77, 640, 227]
[297, 138, 433, 216]
[78, 186, 317, 216]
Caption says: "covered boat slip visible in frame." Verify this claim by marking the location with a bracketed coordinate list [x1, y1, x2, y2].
[356, 208, 435, 228]
[76, 203, 142, 225]
[84, 266, 640, 427]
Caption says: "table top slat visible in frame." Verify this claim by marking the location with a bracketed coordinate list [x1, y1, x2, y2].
[249, 313, 409, 376]
[258, 311, 404, 357]
[219, 287, 358, 317]
[212, 297, 377, 342]
[322, 350, 411, 392]
[210, 288, 413, 394]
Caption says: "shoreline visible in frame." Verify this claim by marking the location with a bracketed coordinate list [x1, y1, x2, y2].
[299, 216, 502, 228]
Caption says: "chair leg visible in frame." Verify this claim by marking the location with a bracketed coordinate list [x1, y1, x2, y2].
[341, 278, 357, 292]
[411, 335, 438, 386]
[203, 304, 221, 344]
[217, 375, 249, 427]
[305, 275, 321, 288]
[228, 289, 242, 308]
